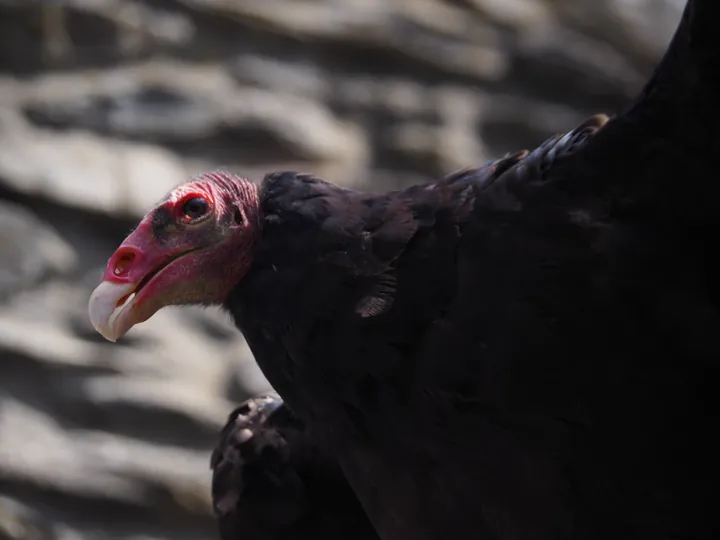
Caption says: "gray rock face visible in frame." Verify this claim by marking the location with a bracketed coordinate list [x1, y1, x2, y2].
[0, 0, 682, 539]
[0, 201, 77, 298]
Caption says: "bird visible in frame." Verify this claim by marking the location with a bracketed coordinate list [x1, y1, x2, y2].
[88, 0, 718, 539]
[210, 393, 378, 540]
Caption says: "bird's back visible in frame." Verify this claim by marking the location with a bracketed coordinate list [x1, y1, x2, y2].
[352, 114, 715, 540]
[230, 109, 715, 540]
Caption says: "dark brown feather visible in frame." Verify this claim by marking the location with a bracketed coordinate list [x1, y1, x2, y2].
[224, 2, 718, 539]
[211, 394, 379, 540]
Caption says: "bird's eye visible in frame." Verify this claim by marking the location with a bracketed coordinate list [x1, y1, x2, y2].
[182, 197, 208, 220]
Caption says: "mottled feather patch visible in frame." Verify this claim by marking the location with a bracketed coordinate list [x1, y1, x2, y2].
[513, 114, 608, 182]
[210, 394, 287, 517]
[356, 273, 397, 318]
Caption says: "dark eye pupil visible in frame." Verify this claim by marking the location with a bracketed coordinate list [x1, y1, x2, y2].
[183, 197, 207, 218]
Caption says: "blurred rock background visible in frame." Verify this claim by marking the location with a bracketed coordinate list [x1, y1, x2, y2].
[0, 0, 683, 538]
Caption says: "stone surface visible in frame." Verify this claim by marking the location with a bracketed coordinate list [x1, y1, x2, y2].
[0, 0, 683, 539]
[0, 201, 77, 298]
[0, 108, 188, 220]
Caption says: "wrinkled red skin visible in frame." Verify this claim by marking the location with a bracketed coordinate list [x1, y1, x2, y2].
[100, 172, 261, 328]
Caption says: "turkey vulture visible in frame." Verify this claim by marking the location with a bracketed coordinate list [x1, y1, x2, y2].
[211, 393, 378, 540]
[89, 0, 717, 538]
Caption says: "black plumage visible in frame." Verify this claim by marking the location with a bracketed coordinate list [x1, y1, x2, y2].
[210, 394, 378, 540]
[221, 2, 718, 538]
[87, 1, 718, 537]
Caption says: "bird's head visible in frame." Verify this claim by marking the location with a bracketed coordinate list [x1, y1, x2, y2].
[88, 171, 260, 342]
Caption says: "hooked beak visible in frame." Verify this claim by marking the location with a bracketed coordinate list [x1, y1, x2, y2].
[88, 280, 142, 342]
[87, 210, 202, 343]
[88, 239, 209, 343]
[88, 236, 163, 343]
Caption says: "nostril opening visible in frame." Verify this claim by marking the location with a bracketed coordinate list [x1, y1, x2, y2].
[113, 250, 136, 276]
